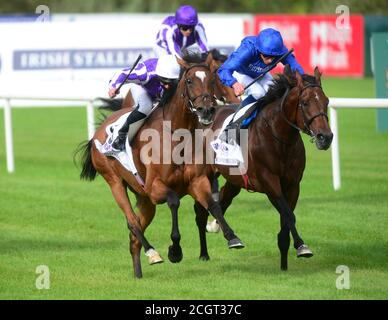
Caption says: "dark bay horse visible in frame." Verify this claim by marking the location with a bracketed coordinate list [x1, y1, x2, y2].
[76, 53, 243, 278]
[200, 65, 333, 270]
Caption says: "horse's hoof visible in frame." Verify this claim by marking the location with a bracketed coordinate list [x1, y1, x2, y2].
[145, 249, 164, 265]
[199, 254, 210, 261]
[228, 238, 245, 249]
[297, 244, 313, 258]
[168, 245, 183, 263]
[206, 219, 220, 233]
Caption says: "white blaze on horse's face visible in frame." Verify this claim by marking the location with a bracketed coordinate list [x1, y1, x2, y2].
[195, 71, 207, 83]
[315, 92, 320, 102]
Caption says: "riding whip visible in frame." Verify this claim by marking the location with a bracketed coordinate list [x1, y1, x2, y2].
[114, 53, 143, 96]
[243, 48, 294, 91]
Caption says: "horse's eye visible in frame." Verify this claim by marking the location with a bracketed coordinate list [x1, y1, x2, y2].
[300, 101, 308, 108]
[186, 78, 193, 85]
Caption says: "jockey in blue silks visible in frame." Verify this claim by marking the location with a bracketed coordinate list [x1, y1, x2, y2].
[154, 5, 209, 59]
[218, 28, 304, 113]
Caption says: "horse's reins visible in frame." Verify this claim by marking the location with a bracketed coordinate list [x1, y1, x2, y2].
[279, 82, 328, 142]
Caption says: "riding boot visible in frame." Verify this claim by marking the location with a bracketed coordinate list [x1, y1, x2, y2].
[220, 95, 258, 143]
[111, 109, 147, 151]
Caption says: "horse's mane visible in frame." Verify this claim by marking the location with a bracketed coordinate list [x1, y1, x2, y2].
[260, 71, 319, 109]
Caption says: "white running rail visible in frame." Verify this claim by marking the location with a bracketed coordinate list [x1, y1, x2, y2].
[0, 95, 96, 173]
[329, 98, 388, 191]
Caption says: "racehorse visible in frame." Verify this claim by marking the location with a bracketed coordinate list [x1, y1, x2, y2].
[76, 53, 243, 278]
[200, 65, 333, 271]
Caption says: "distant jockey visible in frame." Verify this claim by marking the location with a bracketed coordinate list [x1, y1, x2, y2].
[108, 55, 180, 151]
[154, 4, 209, 58]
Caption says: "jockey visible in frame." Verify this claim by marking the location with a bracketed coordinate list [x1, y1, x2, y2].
[108, 55, 180, 151]
[154, 5, 209, 58]
[218, 28, 304, 110]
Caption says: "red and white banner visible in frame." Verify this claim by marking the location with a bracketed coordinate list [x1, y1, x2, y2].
[248, 15, 364, 77]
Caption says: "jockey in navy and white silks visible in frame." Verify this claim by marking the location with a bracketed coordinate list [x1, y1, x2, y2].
[154, 5, 209, 58]
[108, 55, 180, 151]
[218, 28, 304, 108]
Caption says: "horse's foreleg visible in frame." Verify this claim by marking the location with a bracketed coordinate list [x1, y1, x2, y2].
[207, 181, 241, 233]
[188, 176, 244, 249]
[277, 215, 290, 271]
[149, 179, 183, 263]
[166, 190, 183, 263]
[269, 195, 313, 262]
[194, 201, 210, 260]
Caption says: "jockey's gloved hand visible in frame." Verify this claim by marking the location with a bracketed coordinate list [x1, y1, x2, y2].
[108, 87, 118, 98]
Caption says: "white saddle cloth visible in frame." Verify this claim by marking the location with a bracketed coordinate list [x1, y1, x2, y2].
[210, 102, 256, 166]
[94, 111, 145, 187]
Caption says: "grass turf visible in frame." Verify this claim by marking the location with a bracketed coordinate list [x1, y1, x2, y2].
[0, 77, 387, 299]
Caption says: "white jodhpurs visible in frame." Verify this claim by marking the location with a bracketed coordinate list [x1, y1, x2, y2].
[126, 83, 154, 115]
[233, 71, 274, 100]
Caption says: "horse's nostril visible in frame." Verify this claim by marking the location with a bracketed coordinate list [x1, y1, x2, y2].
[317, 133, 325, 141]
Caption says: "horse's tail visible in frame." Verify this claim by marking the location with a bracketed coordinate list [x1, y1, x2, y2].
[96, 97, 124, 112]
[74, 140, 97, 181]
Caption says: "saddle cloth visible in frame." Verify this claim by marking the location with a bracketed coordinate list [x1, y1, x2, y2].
[94, 110, 147, 187]
[210, 101, 256, 166]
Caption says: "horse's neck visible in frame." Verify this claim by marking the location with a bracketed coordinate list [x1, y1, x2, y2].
[261, 90, 301, 145]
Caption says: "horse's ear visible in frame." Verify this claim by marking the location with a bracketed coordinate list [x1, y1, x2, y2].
[295, 69, 304, 87]
[206, 52, 218, 73]
[314, 66, 322, 85]
[176, 56, 189, 69]
[206, 51, 213, 64]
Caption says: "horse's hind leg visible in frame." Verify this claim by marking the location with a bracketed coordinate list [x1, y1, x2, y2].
[132, 195, 163, 267]
[194, 201, 210, 260]
[108, 179, 161, 278]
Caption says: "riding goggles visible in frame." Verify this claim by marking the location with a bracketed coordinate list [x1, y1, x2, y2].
[178, 25, 194, 32]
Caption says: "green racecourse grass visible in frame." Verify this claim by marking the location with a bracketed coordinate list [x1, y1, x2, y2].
[0, 77, 387, 300]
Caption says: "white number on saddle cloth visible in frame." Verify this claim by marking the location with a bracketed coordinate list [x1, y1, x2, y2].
[210, 138, 244, 166]
[94, 110, 139, 173]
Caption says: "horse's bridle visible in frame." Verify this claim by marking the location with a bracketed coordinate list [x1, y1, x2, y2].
[280, 83, 329, 138]
[180, 63, 213, 113]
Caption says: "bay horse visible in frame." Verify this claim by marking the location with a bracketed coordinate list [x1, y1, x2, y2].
[199, 65, 333, 270]
[76, 53, 243, 278]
